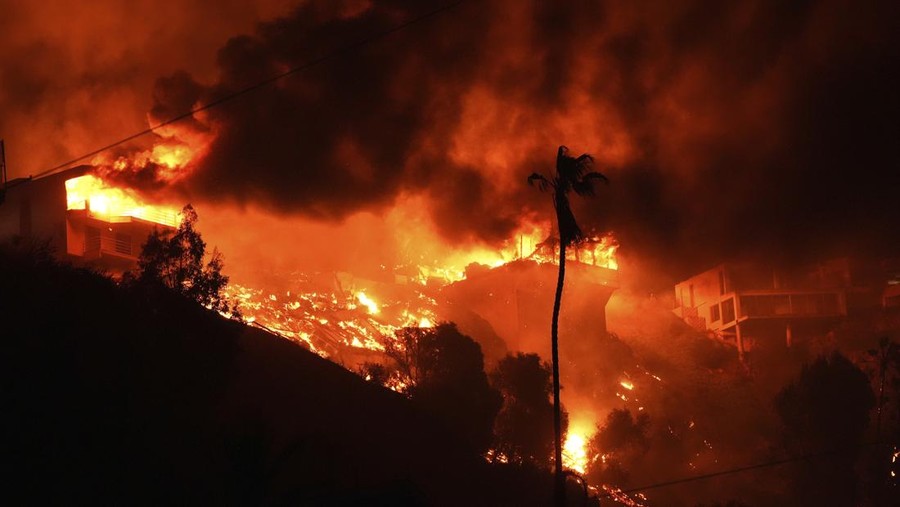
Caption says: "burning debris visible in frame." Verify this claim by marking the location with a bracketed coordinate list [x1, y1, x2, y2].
[226, 228, 619, 367]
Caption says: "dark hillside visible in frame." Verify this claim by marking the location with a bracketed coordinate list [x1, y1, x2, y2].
[0, 241, 559, 505]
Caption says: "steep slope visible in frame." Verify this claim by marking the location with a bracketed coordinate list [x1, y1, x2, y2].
[0, 242, 551, 505]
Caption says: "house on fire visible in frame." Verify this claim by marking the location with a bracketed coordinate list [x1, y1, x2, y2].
[0, 165, 178, 273]
[674, 259, 900, 358]
[444, 258, 619, 361]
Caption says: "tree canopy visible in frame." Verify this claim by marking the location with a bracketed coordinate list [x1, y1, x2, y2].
[381, 323, 502, 455]
[490, 352, 566, 467]
[132, 204, 237, 316]
[774, 352, 875, 506]
[586, 408, 650, 487]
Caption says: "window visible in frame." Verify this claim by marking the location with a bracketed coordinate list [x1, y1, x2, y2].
[722, 297, 735, 323]
[710, 304, 721, 322]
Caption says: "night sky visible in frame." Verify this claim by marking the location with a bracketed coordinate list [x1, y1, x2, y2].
[1, 0, 898, 278]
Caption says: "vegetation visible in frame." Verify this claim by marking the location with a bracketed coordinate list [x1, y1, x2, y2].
[1, 239, 577, 505]
[490, 353, 566, 467]
[381, 323, 503, 455]
[529, 145, 608, 503]
[774, 352, 875, 506]
[586, 408, 650, 487]
[130, 204, 237, 317]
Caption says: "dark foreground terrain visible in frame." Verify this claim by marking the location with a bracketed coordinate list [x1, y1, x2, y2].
[0, 242, 573, 506]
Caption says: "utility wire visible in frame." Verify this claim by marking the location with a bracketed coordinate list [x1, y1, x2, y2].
[599, 440, 891, 500]
[29, 0, 468, 181]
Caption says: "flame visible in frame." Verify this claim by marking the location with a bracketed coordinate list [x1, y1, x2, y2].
[509, 223, 619, 271]
[408, 223, 618, 286]
[65, 174, 180, 227]
[355, 291, 380, 315]
[563, 419, 595, 474]
[223, 218, 618, 372]
[148, 143, 196, 181]
[89, 132, 207, 185]
[226, 279, 440, 357]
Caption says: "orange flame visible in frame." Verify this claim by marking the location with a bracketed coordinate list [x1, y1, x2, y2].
[65, 174, 179, 227]
[563, 418, 595, 474]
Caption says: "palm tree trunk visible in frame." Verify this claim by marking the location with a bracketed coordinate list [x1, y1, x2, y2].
[551, 235, 566, 506]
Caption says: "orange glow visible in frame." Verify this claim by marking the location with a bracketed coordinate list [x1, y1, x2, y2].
[504, 222, 619, 271]
[226, 280, 440, 357]
[355, 291, 380, 315]
[409, 223, 618, 286]
[65, 174, 179, 227]
[219, 212, 618, 365]
[563, 419, 594, 474]
[149, 143, 196, 181]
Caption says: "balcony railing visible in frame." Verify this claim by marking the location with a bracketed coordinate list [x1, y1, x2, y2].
[83, 232, 136, 259]
[736, 290, 844, 318]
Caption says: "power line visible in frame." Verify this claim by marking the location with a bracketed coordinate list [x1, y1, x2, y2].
[599, 441, 890, 500]
[30, 0, 468, 181]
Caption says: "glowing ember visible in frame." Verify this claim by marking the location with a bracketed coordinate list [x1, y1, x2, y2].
[619, 379, 635, 391]
[226, 275, 442, 359]
[601, 485, 648, 507]
[484, 448, 510, 464]
[65, 174, 179, 227]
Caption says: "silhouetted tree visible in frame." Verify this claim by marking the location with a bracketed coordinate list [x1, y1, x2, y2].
[132, 204, 237, 316]
[774, 352, 875, 506]
[856, 337, 900, 506]
[383, 323, 502, 455]
[357, 361, 391, 386]
[383, 326, 434, 389]
[586, 408, 650, 487]
[490, 353, 567, 467]
[529, 145, 608, 504]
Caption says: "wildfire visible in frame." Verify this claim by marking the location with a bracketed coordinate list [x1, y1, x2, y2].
[227, 275, 441, 359]
[150, 143, 195, 170]
[409, 224, 618, 287]
[563, 419, 595, 475]
[502, 222, 618, 271]
[65, 174, 179, 227]
[355, 291, 380, 315]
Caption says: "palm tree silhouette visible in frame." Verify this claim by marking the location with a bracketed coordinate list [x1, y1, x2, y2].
[528, 145, 608, 505]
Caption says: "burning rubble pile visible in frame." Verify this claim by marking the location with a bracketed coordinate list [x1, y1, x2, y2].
[227, 234, 618, 356]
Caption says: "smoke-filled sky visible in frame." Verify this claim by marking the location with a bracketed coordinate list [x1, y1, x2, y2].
[2, 0, 898, 279]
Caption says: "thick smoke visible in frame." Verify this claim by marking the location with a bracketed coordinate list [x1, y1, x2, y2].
[0, 0, 298, 175]
[2, 0, 898, 280]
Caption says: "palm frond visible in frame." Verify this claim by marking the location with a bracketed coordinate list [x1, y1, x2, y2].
[555, 145, 595, 183]
[571, 154, 595, 178]
[528, 172, 552, 192]
[572, 171, 609, 196]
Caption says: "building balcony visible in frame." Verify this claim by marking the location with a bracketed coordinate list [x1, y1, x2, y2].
[677, 289, 846, 332]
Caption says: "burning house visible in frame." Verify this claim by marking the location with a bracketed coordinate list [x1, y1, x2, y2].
[444, 255, 619, 361]
[228, 232, 620, 372]
[0, 165, 178, 273]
